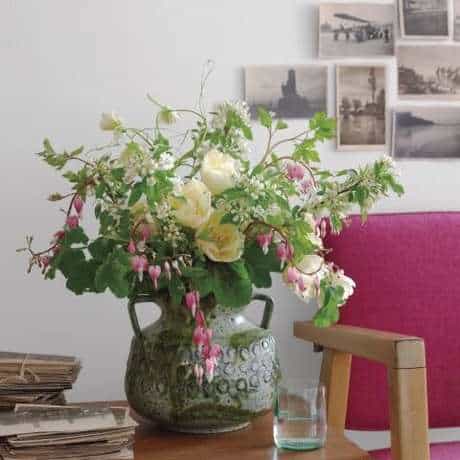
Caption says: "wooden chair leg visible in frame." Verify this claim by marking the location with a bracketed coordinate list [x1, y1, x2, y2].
[388, 367, 430, 460]
[320, 348, 352, 433]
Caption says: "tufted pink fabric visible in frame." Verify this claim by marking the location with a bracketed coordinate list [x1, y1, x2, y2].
[324, 212, 460, 431]
[371, 442, 460, 460]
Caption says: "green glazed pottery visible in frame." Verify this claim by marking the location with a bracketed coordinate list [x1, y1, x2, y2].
[125, 293, 280, 433]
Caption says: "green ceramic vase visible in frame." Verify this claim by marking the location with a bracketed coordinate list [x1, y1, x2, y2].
[125, 293, 280, 433]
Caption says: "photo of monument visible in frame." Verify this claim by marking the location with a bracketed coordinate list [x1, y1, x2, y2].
[244, 66, 328, 119]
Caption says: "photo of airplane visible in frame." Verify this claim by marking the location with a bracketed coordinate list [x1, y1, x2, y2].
[319, 3, 394, 58]
[331, 13, 392, 43]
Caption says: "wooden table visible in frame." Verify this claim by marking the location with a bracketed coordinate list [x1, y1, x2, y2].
[133, 413, 371, 459]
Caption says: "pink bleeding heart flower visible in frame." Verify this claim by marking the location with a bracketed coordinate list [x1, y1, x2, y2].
[286, 266, 300, 284]
[195, 310, 206, 327]
[148, 265, 162, 289]
[66, 215, 79, 230]
[73, 195, 84, 217]
[131, 255, 148, 282]
[205, 357, 216, 382]
[192, 326, 208, 347]
[53, 230, 65, 243]
[256, 232, 273, 255]
[194, 364, 204, 386]
[287, 162, 305, 181]
[276, 241, 294, 269]
[127, 240, 136, 254]
[185, 291, 200, 318]
[40, 256, 50, 269]
[297, 276, 307, 292]
[207, 343, 222, 359]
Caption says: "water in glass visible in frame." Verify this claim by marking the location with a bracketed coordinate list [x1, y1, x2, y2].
[273, 379, 326, 451]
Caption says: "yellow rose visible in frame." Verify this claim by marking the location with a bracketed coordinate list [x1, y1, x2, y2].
[196, 211, 244, 262]
[170, 180, 212, 229]
[200, 149, 238, 195]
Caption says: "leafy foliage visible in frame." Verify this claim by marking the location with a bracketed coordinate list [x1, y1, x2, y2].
[23, 91, 403, 332]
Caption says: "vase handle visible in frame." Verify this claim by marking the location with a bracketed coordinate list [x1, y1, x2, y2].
[128, 294, 153, 344]
[252, 293, 274, 330]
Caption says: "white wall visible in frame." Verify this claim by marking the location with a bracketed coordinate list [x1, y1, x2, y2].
[1, 0, 459, 450]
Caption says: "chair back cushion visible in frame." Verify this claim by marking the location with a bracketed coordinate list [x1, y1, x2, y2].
[324, 212, 460, 430]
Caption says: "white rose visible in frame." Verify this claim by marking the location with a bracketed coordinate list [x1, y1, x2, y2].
[169, 180, 212, 229]
[297, 254, 324, 274]
[200, 149, 238, 195]
[99, 112, 123, 131]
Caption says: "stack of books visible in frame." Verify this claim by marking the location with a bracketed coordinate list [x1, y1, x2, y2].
[0, 404, 137, 459]
[0, 352, 81, 410]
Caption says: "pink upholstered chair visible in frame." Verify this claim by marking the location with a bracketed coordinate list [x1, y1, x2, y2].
[294, 212, 460, 460]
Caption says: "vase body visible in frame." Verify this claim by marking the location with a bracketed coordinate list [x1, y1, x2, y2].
[125, 294, 280, 433]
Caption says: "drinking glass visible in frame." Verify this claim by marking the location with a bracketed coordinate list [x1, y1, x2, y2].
[273, 378, 327, 451]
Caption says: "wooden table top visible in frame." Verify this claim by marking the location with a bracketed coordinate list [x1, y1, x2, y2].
[133, 413, 371, 460]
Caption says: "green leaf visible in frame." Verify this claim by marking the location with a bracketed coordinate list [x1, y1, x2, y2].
[66, 260, 99, 295]
[309, 112, 336, 142]
[209, 261, 252, 308]
[128, 181, 145, 206]
[313, 283, 344, 327]
[257, 107, 272, 129]
[88, 238, 116, 262]
[94, 247, 131, 298]
[275, 119, 288, 130]
[244, 241, 281, 288]
[182, 266, 214, 297]
[63, 227, 88, 246]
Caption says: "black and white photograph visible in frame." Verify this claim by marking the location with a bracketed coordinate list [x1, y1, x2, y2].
[244, 66, 328, 119]
[336, 65, 386, 150]
[455, 0, 460, 40]
[399, 0, 449, 39]
[319, 3, 394, 58]
[397, 46, 460, 100]
[393, 107, 460, 158]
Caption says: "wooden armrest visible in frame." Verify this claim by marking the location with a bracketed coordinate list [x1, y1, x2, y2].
[294, 321, 425, 369]
[293, 321, 430, 460]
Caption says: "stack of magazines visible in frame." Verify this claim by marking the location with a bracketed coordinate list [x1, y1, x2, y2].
[0, 404, 137, 459]
[0, 352, 81, 410]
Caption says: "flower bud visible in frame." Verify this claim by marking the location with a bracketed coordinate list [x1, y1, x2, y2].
[66, 215, 79, 230]
[73, 195, 84, 216]
[127, 240, 136, 254]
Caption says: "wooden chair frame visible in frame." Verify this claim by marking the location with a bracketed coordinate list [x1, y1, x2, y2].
[294, 321, 430, 460]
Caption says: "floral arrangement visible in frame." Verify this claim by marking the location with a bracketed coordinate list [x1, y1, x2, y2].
[20, 91, 403, 383]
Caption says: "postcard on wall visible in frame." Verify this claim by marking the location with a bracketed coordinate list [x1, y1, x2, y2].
[244, 65, 328, 119]
[399, 0, 449, 39]
[397, 46, 460, 100]
[393, 107, 460, 159]
[318, 3, 394, 58]
[336, 65, 386, 151]
[455, 0, 460, 41]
